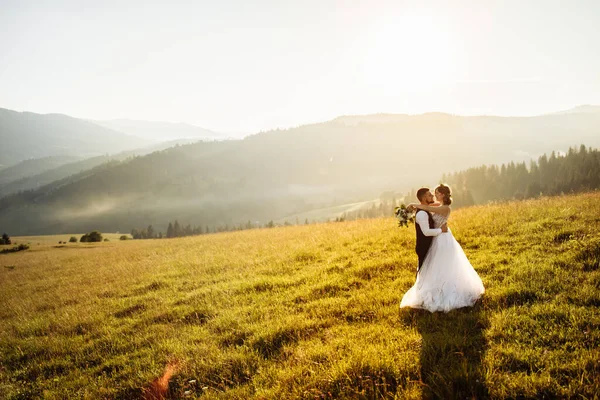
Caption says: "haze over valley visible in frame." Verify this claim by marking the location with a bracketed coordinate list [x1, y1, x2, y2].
[0, 105, 599, 235]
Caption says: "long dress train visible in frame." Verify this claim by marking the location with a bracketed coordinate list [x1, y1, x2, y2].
[400, 213, 484, 312]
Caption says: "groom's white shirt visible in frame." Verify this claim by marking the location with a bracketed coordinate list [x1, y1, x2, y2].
[415, 210, 443, 236]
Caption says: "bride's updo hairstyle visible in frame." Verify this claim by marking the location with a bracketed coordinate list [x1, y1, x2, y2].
[435, 184, 452, 205]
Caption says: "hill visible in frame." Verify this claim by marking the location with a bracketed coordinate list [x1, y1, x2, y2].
[444, 145, 600, 206]
[0, 108, 151, 167]
[1, 108, 600, 235]
[0, 193, 598, 398]
[0, 155, 81, 185]
[551, 104, 600, 115]
[0, 139, 202, 199]
[93, 119, 226, 142]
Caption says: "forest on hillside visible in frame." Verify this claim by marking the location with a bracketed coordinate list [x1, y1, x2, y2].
[445, 145, 600, 207]
[1, 105, 599, 236]
[124, 145, 600, 238]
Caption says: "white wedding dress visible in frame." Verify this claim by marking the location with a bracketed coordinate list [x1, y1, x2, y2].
[400, 212, 484, 312]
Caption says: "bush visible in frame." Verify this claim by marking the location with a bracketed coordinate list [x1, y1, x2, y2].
[1, 244, 29, 254]
[103, 238, 109, 242]
[80, 231, 103, 243]
[119, 235, 129, 241]
[1, 233, 11, 245]
[69, 236, 78, 243]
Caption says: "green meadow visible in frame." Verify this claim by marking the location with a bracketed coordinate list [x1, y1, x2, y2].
[1, 193, 599, 399]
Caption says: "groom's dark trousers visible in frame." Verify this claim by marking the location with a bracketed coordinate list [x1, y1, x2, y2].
[415, 210, 435, 277]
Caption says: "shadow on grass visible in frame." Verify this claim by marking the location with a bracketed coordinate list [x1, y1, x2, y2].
[407, 302, 489, 399]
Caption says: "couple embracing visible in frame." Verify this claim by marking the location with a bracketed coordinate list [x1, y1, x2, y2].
[400, 184, 485, 312]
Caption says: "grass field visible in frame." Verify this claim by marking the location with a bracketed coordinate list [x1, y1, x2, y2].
[1, 193, 599, 399]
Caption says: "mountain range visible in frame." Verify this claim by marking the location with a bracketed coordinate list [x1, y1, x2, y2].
[0, 155, 81, 186]
[0, 108, 147, 168]
[91, 119, 227, 142]
[0, 108, 226, 170]
[1, 106, 599, 235]
[0, 138, 204, 199]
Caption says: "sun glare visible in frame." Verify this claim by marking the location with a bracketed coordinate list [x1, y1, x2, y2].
[364, 12, 459, 93]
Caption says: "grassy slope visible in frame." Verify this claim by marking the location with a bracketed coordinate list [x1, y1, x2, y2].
[1, 193, 599, 399]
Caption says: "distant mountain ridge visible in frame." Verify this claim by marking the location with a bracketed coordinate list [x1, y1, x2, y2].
[0, 155, 81, 185]
[0, 138, 202, 198]
[0, 108, 152, 167]
[551, 105, 600, 115]
[92, 119, 226, 142]
[1, 106, 599, 235]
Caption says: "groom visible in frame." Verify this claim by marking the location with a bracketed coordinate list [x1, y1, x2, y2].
[413, 188, 447, 276]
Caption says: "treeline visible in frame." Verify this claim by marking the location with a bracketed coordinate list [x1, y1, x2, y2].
[443, 145, 600, 206]
[337, 198, 402, 222]
[129, 200, 409, 240]
[131, 219, 282, 239]
[131, 225, 163, 239]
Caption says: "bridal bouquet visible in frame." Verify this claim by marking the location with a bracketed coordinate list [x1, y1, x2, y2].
[394, 204, 415, 227]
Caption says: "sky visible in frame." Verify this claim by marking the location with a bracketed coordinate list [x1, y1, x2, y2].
[1, 0, 599, 133]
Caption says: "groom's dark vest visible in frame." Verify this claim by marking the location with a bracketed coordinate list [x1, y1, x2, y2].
[415, 210, 435, 269]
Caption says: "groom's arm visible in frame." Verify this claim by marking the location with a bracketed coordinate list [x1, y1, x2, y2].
[415, 211, 443, 236]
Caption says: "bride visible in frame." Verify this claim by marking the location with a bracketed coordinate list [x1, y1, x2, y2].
[400, 184, 484, 312]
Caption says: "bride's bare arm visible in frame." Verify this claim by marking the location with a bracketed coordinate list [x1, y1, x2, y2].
[409, 203, 451, 215]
